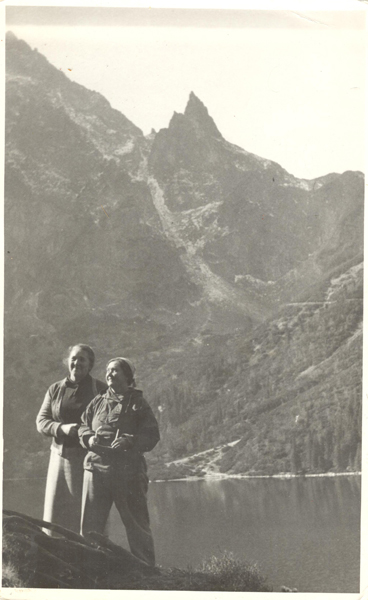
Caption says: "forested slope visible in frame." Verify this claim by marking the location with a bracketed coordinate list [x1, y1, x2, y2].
[148, 259, 362, 478]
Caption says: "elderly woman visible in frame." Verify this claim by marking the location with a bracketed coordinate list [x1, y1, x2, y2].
[79, 357, 160, 566]
[36, 344, 106, 533]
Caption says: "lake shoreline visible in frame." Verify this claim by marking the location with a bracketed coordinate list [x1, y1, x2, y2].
[3, 470, 361, 484]
[153, 470, 361, 483]
[3, 471, 362, 483]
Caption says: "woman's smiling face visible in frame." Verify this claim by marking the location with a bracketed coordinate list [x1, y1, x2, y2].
[68, 346, 91, 383]
[106, 360, 129, 394]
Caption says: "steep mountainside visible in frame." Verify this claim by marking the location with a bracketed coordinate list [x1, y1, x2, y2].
[148, 259, 362, 479]
[4, 33, 363, 479]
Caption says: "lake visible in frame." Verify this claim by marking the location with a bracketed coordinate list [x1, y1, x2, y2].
[3, 474, 361, 593]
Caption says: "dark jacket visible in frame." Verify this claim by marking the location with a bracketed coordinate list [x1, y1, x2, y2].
[79, 387, 160, 476]
[36, 374, 107, 457]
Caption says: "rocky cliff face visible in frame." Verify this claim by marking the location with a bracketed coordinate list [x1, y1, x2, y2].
[149, 90, 363, 295]
[4, 33, 363, 477]
[5, 34, 202, 349]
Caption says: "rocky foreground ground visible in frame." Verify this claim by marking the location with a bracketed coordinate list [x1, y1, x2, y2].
[2, 510, 273, 591]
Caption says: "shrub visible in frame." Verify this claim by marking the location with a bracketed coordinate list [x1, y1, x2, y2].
[198, 551, 272, 592]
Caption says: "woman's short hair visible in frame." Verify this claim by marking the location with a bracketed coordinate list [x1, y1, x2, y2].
[65, 344, 95, 369]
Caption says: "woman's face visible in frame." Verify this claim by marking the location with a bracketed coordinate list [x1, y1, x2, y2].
[106, 360, 129, 394]
[68, 346, 91, 383]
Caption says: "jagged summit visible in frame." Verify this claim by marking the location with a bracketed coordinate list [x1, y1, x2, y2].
[184, 91, 208, 115]
[183, 91, 223, 139]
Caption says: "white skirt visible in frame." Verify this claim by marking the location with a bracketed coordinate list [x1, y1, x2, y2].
[43, 445, 86, 535]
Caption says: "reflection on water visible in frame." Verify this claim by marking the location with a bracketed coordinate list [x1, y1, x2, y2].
[146, 477, 360, 593]
[4, 475, 360, 593]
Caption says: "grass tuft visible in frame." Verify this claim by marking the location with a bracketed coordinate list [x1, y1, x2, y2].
[197, 551, 273, 592]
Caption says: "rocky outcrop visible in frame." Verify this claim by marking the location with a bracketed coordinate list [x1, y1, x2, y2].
[2, 510, 272, 591]
[3, 510, 157, 588]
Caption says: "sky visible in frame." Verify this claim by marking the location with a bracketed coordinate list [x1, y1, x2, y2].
[5, 5, 366, 180]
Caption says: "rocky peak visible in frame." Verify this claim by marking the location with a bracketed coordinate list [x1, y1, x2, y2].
[183, 91, 223, 139]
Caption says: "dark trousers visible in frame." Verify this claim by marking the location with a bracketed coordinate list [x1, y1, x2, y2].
[80, 468, 155, 566]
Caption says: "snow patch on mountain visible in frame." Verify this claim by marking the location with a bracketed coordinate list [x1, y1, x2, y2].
[222, 139, 276, 170]
[181, 201, 223, 224]
[281, 176, 314, 191]
[326, 262, 363, 302]
[114, 139, 135, 155]
[235, 274, 276, 286]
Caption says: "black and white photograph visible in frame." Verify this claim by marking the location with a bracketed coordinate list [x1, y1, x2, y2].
[2, 1, 366, 596]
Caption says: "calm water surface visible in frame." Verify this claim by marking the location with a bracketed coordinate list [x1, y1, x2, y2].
[3, 475, 360, 593]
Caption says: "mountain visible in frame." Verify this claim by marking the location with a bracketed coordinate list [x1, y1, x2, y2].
[4, 33, 363, 479]
[148, 91, 363, 303]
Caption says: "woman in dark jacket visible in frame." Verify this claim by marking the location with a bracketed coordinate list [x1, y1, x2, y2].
[79, 357, 160, 566]
[36, 344, 106, 534]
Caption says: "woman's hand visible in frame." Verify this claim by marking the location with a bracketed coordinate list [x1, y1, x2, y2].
[59, 423, 79, 437]
[88, 435, 99, 449]
[110, 434, 134, 451]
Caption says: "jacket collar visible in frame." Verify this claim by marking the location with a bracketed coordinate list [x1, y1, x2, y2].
[106, 386, 132, 403]
[64, 373, 92, 390]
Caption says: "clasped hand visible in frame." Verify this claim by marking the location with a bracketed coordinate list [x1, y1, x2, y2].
[110, 435, 133, 450]
[60, 423, 79, 437]
[88, 428, 133, 450]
